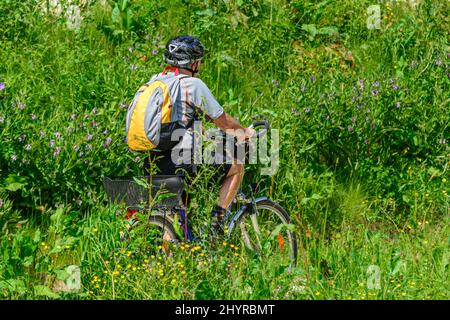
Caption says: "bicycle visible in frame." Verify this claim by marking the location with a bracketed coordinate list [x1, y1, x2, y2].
[102, 121, 298, 271]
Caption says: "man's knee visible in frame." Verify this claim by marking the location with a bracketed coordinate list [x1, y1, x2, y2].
[228, 163, 244, 177]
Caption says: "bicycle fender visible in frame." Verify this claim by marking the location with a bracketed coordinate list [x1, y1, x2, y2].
[226, 197, 268, 236]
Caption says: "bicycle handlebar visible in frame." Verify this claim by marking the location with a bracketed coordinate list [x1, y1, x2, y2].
[248, 120, 270, 139]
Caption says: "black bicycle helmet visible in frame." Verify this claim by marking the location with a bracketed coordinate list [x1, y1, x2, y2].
[163, 36, 208, 69]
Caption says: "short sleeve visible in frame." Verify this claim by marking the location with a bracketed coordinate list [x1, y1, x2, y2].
[186, 78, 224, 119]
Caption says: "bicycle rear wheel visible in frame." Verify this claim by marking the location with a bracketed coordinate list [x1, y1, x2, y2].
[235, 199, 298, 271]
[122, 214, 179, 256]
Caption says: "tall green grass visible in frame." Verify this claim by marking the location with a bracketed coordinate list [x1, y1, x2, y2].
[0, 0, 448, 299]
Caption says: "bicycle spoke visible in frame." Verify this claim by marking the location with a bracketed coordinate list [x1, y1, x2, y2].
[234, 200, 297, 271]
[249, 213, 263, 251]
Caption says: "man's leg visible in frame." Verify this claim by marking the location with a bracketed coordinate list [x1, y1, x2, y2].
[210, 162, 244, 235]
[218, 162, 244, 209]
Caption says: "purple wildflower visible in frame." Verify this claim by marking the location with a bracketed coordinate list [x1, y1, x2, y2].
[31, 114, 37, 120]
[395, 102, 401, 108]
[0, 117, 4, 124]
[103, 128, 109, 135]
[49, 140, 55, 148]
[11, 155, 17, 161]
[54, 132, 61, 139]
[86, 144, 92, 150]
[128, 47, 134, 53]
[348, 125, 353, 132]
[39, 130, 45, 137]
[25, 144, 31, 151]
[145, 35, 151, 41]
[291, 108, 300, 116]
[104, 137, 112, 147]
[358, 79, 364, 91]
[84, 114, 90, 119]
[373, 81, 380, 87]
[130, 64, 138, 71]
[120, 103, 129, 109]
[371, 123, 376, 129]
[271, 79, 279, 87]
[134, 156, 141, 163]
[351, 117, 356, 123]
[73, 145, 79, 151]
[364, 139, 369, 145]
[152, 49, 159, 56]
[79, 151, 84, 157]
[19, 135, 26, 142]
[92, 108, 97, 115]
[18, 102, 26, 110]
[70, 114, 76, 121]
[90, 121, 98, 128]
[435, 59, 442, 66]
[304, 108, 311, 113]
[0, 83, 5, 90]
[53, 147, 61, 157]
[372, 90, 379, 96]
[392, 84, 399, 90]
[87, 133, 93, 141]
[310, 76, 316, 82]
[357, 105, 362, 110]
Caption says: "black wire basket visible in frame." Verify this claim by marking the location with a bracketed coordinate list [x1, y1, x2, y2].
[102, 175, 184, 209]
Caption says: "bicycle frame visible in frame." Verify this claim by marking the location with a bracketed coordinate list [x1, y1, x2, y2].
[172, 195, 268, 241]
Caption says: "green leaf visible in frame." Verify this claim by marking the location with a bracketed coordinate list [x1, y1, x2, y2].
[133, 177, 148, 189]
[155, 192, 176, 202]
[34, 285, 60, 299]
[301, 24, 318, 41]
[54, 268, 70, 281]
[112, 5, 121, 24]
[317, 26, 338, 36]
[4, 182, 25, 192]
[33, 229, 41, 243]
[121, 0, 128, 12]
[195, 9, 215, 16]
[22, 256, 33, 267]
[270, 224, 284, 238]
[172, 214, 183, 239]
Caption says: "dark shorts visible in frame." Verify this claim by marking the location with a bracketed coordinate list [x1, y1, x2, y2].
[143, 148, 232, 186]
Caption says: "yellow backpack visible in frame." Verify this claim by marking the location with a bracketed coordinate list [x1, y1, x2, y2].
[126, 67, 186, 152]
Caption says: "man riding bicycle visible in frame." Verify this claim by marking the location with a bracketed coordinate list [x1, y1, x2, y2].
[126, 35, 254, 235]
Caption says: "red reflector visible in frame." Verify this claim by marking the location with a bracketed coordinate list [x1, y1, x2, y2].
[277, 233, 284, 251]
[125, 209, 138, 220]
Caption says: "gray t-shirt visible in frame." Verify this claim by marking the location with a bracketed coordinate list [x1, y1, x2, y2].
[148, 72, 224, 157]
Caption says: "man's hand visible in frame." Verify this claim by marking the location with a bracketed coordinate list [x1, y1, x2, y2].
[234, 127, 255, 143]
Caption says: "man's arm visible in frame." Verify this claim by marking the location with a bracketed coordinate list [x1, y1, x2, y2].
[213, 112, 255, 140]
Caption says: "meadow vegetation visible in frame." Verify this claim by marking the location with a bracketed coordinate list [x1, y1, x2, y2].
[0, 0, 448, 299]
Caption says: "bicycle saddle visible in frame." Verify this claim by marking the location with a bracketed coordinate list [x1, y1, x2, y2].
[102, 175, 184, 209]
